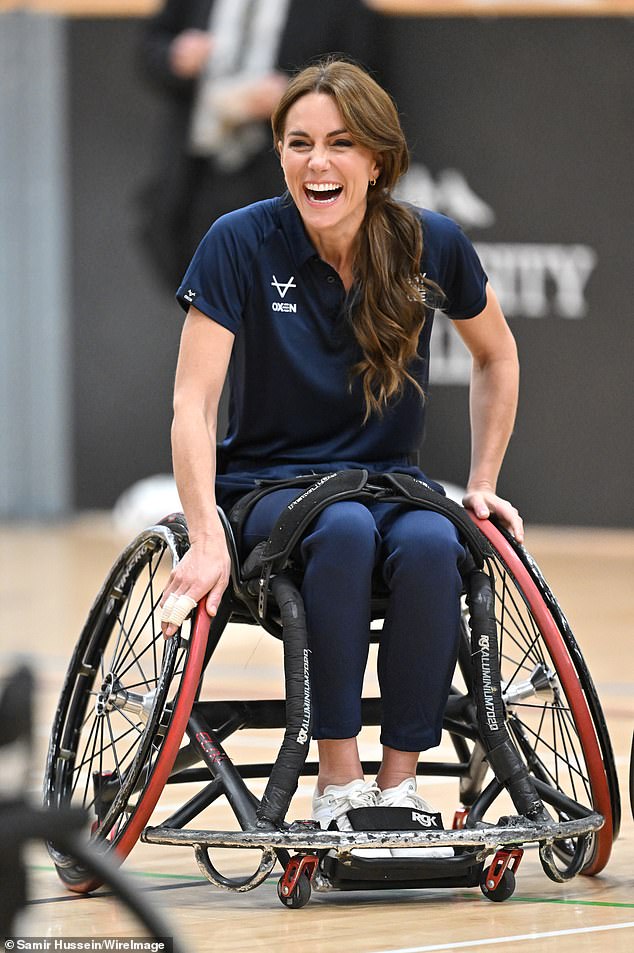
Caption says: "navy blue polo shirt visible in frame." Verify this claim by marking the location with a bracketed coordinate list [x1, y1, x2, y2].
[177, 195, 487, 509]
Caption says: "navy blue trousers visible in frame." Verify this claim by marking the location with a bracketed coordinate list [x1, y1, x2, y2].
[243, 490, 465, 752]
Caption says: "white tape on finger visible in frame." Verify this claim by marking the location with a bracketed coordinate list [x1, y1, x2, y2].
[161, 593, 198, 627]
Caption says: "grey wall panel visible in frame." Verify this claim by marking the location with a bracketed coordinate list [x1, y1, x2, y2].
[1, 13, 71, 518]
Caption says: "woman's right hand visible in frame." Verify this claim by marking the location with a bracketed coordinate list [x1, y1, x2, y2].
[160, 533, 231, 638]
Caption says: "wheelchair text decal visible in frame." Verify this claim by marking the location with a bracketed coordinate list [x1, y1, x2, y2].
[296, 648, 311, 746]
[478, 635, 500, 733]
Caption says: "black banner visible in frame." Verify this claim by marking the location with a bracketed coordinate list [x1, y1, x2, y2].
[380, 16, 633, 526]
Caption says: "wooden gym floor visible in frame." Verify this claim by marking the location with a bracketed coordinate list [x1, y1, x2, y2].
[1, 517, 632, 952]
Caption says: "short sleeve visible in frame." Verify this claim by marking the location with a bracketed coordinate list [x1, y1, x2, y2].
[176, 209, 257, 334]
[421, 211, 488, 320]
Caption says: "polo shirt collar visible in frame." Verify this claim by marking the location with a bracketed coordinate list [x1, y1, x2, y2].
[277, 192, 320, 268]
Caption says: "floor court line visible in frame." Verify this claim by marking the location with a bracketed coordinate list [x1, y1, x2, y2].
[510, 896, 634, 909]
[371, 921, 634, 953]
[28, 865, 634, 911]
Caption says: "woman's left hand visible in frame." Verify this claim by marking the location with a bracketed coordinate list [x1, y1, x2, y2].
[462, 487, 524, 544]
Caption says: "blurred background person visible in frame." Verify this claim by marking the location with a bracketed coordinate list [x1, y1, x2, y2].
[137, 0, 380, 289]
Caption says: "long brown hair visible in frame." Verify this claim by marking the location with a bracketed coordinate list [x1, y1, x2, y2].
[272, 59, 439, 420]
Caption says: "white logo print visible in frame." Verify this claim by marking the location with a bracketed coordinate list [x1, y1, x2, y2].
[270, 274, 298, 313]
[271, 275, 296, 298]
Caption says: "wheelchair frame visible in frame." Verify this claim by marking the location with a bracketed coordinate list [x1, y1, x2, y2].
[44, 480, 620, 908]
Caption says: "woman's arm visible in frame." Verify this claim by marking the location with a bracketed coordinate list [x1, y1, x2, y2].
[452, 284, 524, 542]
[161, 307, 234, 636]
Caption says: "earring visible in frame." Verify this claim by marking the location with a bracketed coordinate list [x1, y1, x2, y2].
[369, 177, 377, 187]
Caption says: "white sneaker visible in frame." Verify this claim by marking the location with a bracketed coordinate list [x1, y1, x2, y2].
[378, 778, 454, 858]
[312, 779, 391, 858]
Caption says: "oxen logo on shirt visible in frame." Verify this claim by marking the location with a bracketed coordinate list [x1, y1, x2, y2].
[270, 275, 297, 312]
[271, 275, 296, 298]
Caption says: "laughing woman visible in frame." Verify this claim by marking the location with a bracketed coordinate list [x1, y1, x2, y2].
[160, 59, 522, 847]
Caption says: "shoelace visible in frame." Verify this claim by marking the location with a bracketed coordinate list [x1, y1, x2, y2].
[379, 786, 433, 812]
[330, 781, 380, 819]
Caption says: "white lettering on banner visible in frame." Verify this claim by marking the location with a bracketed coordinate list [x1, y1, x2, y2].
[476, 243, 597, 319]
[430, 244, 598, 386]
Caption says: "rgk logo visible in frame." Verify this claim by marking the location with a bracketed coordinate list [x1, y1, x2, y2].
[412, 811, 439, 827]
[195, 731, 226, 765]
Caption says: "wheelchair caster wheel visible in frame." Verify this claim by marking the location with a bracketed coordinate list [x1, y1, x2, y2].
[480, 846, 522, 902]
[277, 854, 318, 909]
[480, 868, 516, 903]
[277, 871, 312, 909]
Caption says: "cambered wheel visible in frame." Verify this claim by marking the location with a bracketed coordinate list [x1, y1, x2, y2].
[44, 517, 208, 892]
[465, 517, 619, 876]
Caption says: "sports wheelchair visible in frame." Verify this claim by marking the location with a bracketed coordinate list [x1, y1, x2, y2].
[44, 470, 620, 909]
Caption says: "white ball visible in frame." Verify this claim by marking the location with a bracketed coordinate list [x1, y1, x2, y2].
[112, 474, 182, 534]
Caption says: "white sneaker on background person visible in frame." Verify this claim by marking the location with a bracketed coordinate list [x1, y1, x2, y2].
[378, 778, 454, 858]
[312, 779, 391, 858]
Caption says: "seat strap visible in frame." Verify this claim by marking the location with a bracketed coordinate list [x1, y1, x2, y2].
[379, 472, 492, 566]
[229, 469, 494, 619]
[241, 469, 370, 579]
[228, 471, 340, 546]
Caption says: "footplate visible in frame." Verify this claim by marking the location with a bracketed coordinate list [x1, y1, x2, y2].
[142, 811, 603, 859]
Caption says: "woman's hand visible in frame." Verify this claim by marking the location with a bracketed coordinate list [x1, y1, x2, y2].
[160, 533, 231, 638]
[463, 486, 524, 544]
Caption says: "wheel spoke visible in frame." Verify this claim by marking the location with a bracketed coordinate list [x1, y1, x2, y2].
[112, 613, 154, 688]
[495, 598, 545, 686]
[70, 714, 100, 800]
[110, 552, 165, 673]
[71, 721, 140, 778]
[558, 698, 592, 803]
[511, 711, 589, 789]
[113, 622, 162, 685]
[493, 559, 548, 668]
[80, 713, 102, 810]
[148, 554, 159, 681]
[113, 706, 145, 736]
